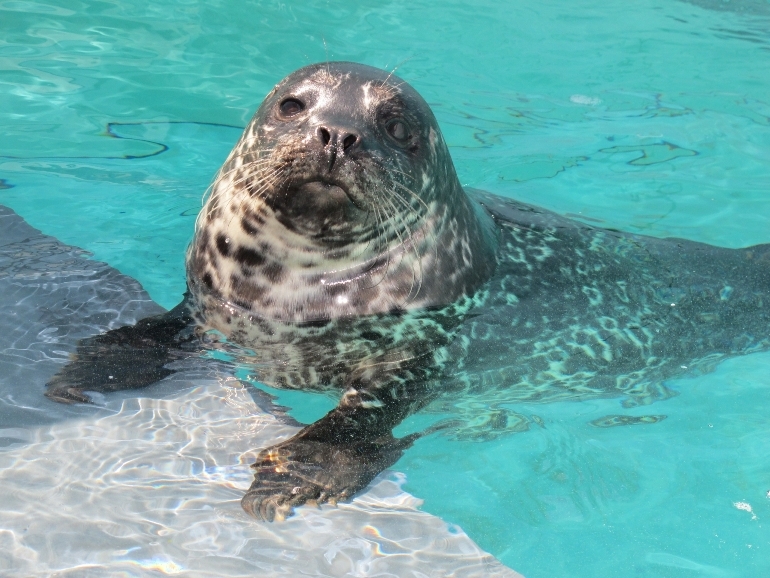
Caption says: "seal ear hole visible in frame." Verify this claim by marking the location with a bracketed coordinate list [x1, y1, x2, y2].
[279, 98, 305, 117]
[385, 119, 410, 143]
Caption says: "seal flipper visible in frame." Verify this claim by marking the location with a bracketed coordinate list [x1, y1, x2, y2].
[45, 299, 197, 404]
[242, 414, 419, 521]
[241, 378, 432, 521]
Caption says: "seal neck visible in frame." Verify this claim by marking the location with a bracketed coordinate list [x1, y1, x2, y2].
[186, 177, 497, 323]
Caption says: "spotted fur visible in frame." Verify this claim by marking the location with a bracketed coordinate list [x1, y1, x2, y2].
[443, 190, 770, 413]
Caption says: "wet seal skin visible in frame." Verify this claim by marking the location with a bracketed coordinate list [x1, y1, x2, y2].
[46, 62, 770, 521]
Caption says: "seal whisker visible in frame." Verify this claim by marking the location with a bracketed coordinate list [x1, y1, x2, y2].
[369, 158, 432, 217]
[364, 162, 428, 298]
[380, 57, 413, 89]
[202, 156, 279, 221]
[223, 161, 284, 200]
[223, 166, 285, 231]
[369, 185, 421, 304]
[389, 177, 432, 216]
[358, 207, 388, 265]
[387, 178, 440, 266]
[360, 199, 393, 289]
[246, 166, 285, 198]
[322, 37, 331, 78]
[380, 186, 424, 302]
[203, 149, 275, 192]
[215, 156, 279, 189]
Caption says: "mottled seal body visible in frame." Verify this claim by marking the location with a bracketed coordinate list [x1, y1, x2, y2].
[448, 190, 770, 409]
[46, 62, 770, 521]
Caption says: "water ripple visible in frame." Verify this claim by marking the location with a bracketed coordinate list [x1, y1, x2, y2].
[0, 381, 519, 577]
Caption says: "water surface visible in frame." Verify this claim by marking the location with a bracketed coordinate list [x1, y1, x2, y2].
[1, 1, 769, 576]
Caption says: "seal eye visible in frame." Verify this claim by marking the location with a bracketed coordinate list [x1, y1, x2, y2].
[386, 119, 410, 142]
[279, 98, 304, 117]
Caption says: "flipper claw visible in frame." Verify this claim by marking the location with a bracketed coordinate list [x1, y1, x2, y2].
[44, 386, 92, 405]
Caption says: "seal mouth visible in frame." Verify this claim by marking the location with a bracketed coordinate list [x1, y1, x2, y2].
[298, 180, 349, 203]
[289, 179, 366, 212]
[267, 177, 369, 238]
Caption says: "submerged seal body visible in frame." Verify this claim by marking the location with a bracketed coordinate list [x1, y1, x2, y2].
[46, 62, 770, 521]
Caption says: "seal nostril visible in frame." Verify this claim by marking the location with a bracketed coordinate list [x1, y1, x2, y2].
[342, 134, 358, 151]
[319, 127, 331, 146]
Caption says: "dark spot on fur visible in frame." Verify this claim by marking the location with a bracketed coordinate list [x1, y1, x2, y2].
[241, 217, 259, 236]
[230, 273, 267, 303]
[202, 273, 213, 289]
[389, 306, 406, 317]
[256, 318, 274, 336]
[361, 331, 381, 341]
[369, 256, 388, 271]
[216, 234, 230, 256]
[233, 246, 265, 267]
[246, 208, 266, 224]
[326, 283, 346, 297]
[263, 262, 285, 282]
[298, 318, 330, 328]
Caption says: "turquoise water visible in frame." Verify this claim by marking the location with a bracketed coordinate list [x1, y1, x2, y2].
[2, 0, 769, 576]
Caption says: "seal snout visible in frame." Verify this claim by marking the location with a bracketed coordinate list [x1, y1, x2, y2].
[317, 125, 360, 172]
[317, 126, 359, 151]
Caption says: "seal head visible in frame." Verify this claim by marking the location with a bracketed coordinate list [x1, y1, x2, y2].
[186, 62, 497, 325]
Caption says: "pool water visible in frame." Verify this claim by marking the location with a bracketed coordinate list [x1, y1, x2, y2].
[2, 0, 769, 576]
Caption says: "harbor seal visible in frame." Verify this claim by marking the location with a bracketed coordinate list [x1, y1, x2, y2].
[46, 62, 770, 521]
